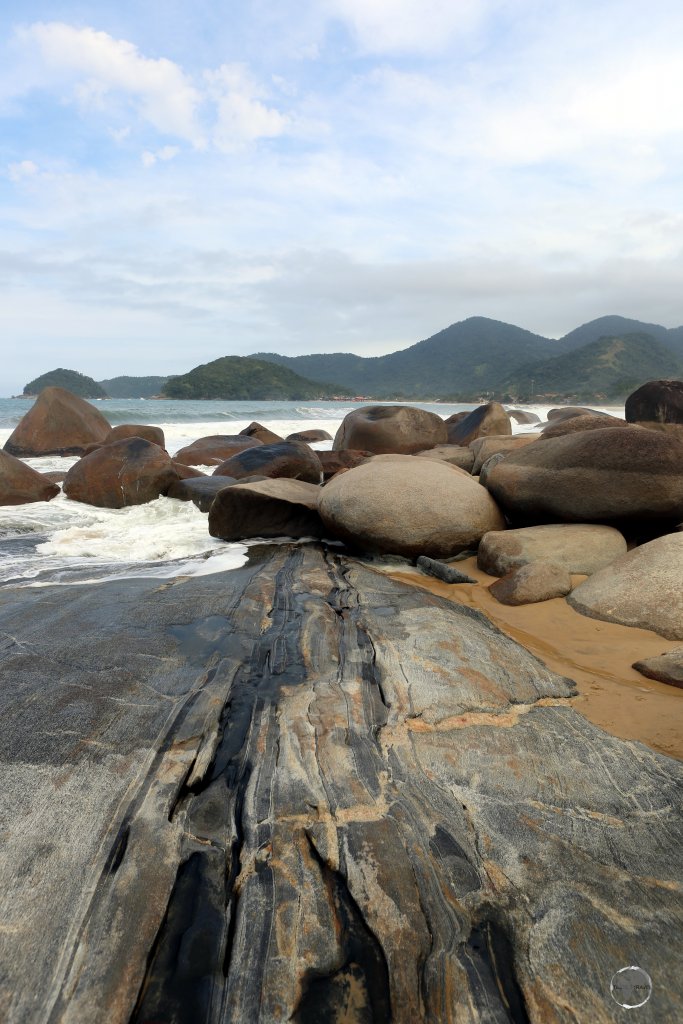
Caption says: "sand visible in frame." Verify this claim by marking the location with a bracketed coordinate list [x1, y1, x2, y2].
[391, 556, 683, 762]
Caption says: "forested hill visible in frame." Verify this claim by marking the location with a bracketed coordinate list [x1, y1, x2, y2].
[161, 356, 351, 400]
[23, 369, 107, 398]
[98, 376, 169, 398]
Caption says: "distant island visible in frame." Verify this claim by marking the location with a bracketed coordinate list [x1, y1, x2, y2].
[19, 314, 683, 403]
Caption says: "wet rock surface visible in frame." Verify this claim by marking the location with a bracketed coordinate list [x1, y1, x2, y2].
[4, 386, 111, 457]
[0, 544, 681, 1023]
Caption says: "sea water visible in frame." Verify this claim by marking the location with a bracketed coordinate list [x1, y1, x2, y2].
[0, 397, 624, 587]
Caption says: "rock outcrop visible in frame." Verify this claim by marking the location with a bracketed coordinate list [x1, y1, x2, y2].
[319, 454, 505, 557]
[333, 405, 447, 454]
[63, 437, 177, 508]
[478, 523, 627, 576]
[0, 449, 60, 505]
[4, 386, 110, 457]
[212, 440, 322, 483]
[0, 545, 681, 1023]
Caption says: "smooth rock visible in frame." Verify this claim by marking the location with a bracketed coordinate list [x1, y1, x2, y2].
[319, 453, 505, 558]
[175, 435, 262, 466]
[167, 476, 236, 512]
[546, 406, 611, 422]
[239, 421, 284, 444]
[212, 440, 322, 483]
[104, 424, 166, 448]
[478, 523, 627, 576]
[63, 438, 176, 508]
[489, 560, 572, 605]
[446, 402, 511, 445]
[171, 462, 206, 480]
[626, 379, 683, 424]
[568, 533, 683, 639]
[0, 449, 60, 505]
[633, 649, 683, 689]
[333, 405, 447, 454]
[209, 478, 323, 541]
[478, 452, 506, 487]
[416, 555, 477, 584]
[508, 409, 541, 424]
[318, 450, 373, 481]
[485, 426, 683, 524]
[415, 445, 475, 472]
[4, 386, 110, 457]
[541, 414, 631, 439]
[470, 434, 541, 474]
[285, 429, 332, 443]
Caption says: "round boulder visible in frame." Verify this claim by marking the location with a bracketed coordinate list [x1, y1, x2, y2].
[446, 402, 511, 446]
[239, 422, 284, 445]
[488, 561, 572, 606]
[625, 379, 683, 425]
[167, 476, 236, 512]
[4, 386, 110, 457]
[415, 445, 475, 472]
[286, 429, 333, 443]
[470, 434, 541, 474]
[318, 454, 505, 558]
[477, 524, 627, 576]
[633, 649, 683, 689]
[63, 437, 177, 508]
[568, 533, 683, 639]
[0, 449, 60, 505]
[212, 440, 322, 483]
[546, 407, 611, 422]
[333, 405, 447, 455]
[319, 450, 373, 481]
[485, 426, 683, 524]
[175, 435, 262, 466]
[541, 415, 630, 439]
[209, 479, 323, 541]
[104, 424, 166, 448]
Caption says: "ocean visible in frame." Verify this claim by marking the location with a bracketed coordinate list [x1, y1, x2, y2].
[0, 397, 624, 587]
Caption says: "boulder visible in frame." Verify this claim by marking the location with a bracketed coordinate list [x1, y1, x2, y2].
[171, 462, 206, 481]
[333, 405, 447, 455]
[470, 434, 541, 474]
[636, 422, 683, 441]
[318, 454, 505, 558]
[0, 449, 60, 505]
[319, 449, 373, 481]
[489, 561, 572, 605]
[416, 556, 477, 584]
[541, 414, 631, 439]
[507, 409, 540, 424]
[546, 406, 611, 422]
[209, 478, 324, 541]
[174, 435, 262, 466]
[479, 453, 506, 487]
[212, 440, 322, 483]
[446, 402, 511, 446]
[633, 649, 683, 689]
[415, 445, 475, 472]
[568, 533, 683, 639]
[485, 426, 683, 524]
[104, 424, 166, 448]
[285, 429, 333, 443]
[4, 386, 110, 457]
[625, 379, 683, 424]
[63, 438, 177, 508]
[477, 524, 627, 576]
[239, 421, 284, 445]
[167, 476, 236, 512]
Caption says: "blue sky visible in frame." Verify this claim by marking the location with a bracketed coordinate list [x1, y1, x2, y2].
[2, 0, 683, 393]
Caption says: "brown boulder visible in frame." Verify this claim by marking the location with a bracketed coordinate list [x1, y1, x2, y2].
[485, 426, 683, 524]
[541, 414, 630, 439]
[209, 479, 323, 541]
[0, 449, 60, 505]
[167, 476, 236, 512]
[4, 387, 110, 456]
[319, 450, 373, 481]
[63, 438, 177, 508]
[104, 424, 166, 447]
[318, 454, 505, 558]
[446, 402, 511, 445]
[470, 434, 541, 474]
[546, 406, 611, 422]
[171, 462, 206, 481]
[285, 429, 332, 443]
[212, 440, 322, 483]
[174, 435, 262, 466]
[489, 561, 572, 605]
[239, 422, 284, 445]
[415, 445, 475, 472]
[625, 379, 683, 424]
[478, 523, 627, 576]
[333, 405, 447, 455]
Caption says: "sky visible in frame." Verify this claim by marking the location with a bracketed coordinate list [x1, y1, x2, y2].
[2, 0, 683, 394]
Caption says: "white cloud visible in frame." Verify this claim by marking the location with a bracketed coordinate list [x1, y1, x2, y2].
[325, 0, 493, 53]
[14, 22, 204, 144]
[7, 159, 38, 181]
[141, 145, 180, 167]
[205, 64, 290, 150]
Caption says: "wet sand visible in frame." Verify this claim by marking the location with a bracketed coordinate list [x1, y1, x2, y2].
[391, 557, 683, 762]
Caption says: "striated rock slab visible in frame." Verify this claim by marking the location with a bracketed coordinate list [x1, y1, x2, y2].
[0, 545, 681, 1023]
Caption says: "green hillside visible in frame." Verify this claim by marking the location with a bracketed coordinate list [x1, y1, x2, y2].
[557, 316, 683, 360]
[23, 368, 107, 399]
[161, 356, 352, 400]
[253, 317, 557, 398]
[98, 375, 169, 398]
[500, 333, 683, 401]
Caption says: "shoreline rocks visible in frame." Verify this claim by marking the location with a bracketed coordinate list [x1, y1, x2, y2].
[4, 386, 111, 457]
[333, 404, 447, 454]
[63, 437, 177, 508]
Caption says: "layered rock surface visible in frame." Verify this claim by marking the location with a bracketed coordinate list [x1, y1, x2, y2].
[1, 545, 681, 1023]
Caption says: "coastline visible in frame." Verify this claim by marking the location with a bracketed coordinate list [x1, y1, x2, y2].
[391, 557, 683, 762]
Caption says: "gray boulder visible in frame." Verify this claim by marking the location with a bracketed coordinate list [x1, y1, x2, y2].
[319, 454, 505, 558]
[633, 648, 683, 689]
[167, 476, 237, 512]
[209, 478, 323, 541]
[568, 533, 683, 639]
[478, 523, 627, 576]
[333, 405, 447, 454]
[489, 561, 572, 605]
[416, 556, 477, 584]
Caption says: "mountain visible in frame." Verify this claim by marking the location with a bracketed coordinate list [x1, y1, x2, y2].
[23, 368, 107, 399]
[98, 375, 169, 398]
[161, 356, 352, 400]
[253, 317, 558, 398]
[500, 333, 683, 402]
[558, 316, 683, 359]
